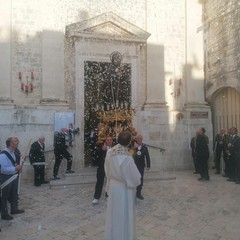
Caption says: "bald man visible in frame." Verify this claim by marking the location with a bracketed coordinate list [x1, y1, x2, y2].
[29, 136, 49, 186]
[0, 137, 25, 220]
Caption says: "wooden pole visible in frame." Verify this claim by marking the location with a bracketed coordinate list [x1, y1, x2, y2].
[18, 138, 32, 194]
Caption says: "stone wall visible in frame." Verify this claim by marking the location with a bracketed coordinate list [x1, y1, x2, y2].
[0, 0, 210, 177]
[203, 0, 240, 99]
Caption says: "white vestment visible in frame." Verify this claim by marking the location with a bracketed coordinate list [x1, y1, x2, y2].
[104, 144, 141, 240]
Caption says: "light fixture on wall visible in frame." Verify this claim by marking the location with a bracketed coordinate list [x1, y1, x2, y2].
[176, 112, 184, 120]
[18, 72, 34, 93]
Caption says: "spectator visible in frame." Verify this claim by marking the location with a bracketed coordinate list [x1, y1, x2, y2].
[29, 136, 49, 186]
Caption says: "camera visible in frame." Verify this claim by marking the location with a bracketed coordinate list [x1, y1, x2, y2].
[69, 127, 80, 136]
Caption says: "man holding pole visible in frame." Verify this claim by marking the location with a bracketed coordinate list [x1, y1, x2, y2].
[0, 137, 25, 220]
[29, 136, 49, 186]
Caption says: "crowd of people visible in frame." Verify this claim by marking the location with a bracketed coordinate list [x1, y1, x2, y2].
[3, 125, 240, 239]
[91, 133, 151, 204]
[0, 128, 76, 223]
[0, 130, 150, 239]
[190, 126, 240, 184]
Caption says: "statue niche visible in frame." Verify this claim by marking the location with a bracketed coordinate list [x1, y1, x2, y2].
[84, 52, 136, 145]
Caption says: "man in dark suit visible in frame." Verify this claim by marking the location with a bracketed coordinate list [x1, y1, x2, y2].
[196, 128, 210, 181]
[92, 136, 113, 204]
[213, 128, 226, 174]
[227, 127, 240, 183]
[29, 136, 49, 186]
[190, 131, 199, 174]
[133, 134, 151, 200]
[52, 128, 74, 180]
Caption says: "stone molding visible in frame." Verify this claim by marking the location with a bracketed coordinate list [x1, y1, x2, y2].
[66, 12, 151, 43]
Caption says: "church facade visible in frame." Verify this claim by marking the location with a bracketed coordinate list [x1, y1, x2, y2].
[0, 0, 213, 180]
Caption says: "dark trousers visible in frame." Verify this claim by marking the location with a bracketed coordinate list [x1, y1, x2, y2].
[33, 165, 45, 185]
[53, 150, 72, 177]
[136, 165, 144, 193]
[197, 157, 209, 180]
[93, 166, 105, 199]
[228, 155, 235, 180]
[215, 149, 223, 172]
[1, 176, 18, 216]
[223, 154, 231, 176]
[193, 156, 198, 173]
[234, 155, 240, 183]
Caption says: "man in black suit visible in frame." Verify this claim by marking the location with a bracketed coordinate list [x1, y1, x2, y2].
[213, 128, 226, 174]
[92, 136, 113, 204]
[227, 127, 240, 183]
[52, 128, 74, 180]
[29, 136, 49, 186]
[133, 135, 151, 200]
[196, 128, 210, 181]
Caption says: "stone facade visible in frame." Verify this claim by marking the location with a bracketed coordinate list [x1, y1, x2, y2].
[203, 0, 240, 99]
[0, 0, 211, 181]
[201, 0, 240, 136]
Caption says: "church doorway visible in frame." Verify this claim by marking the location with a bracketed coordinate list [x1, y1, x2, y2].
[83, 52, 133, 166]
[212, 87, 240, 137]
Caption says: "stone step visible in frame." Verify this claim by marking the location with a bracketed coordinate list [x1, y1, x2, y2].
[49, 168, 176, 189]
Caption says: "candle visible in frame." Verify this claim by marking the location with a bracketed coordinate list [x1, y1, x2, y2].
[19, 72, 22, 79]
[20, 83, 24, 90]
[120, 102, 123, 108]
[31, 72, 34, 79]
[25, 85, 28, 92]
[29, 83, 33, 91]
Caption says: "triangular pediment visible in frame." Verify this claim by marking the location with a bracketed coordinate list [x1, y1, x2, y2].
[66, 12, 150, 42]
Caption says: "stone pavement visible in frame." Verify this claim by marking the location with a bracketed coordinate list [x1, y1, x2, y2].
[1, 168, 240, 240]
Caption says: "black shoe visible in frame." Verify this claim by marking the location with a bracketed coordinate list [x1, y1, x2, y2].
[41, 180, 49, 184]
[215, 171, 220, 174]
[34, 182, 41, 186]
[198, 177, 205, 181]
[11, 209, 25, 215]
[2, 214, 13, 220]
[52, 176, 60, 180]
[212, 166, 216, 169]
[222, 174, 229, 177]
[193, 171, 198, 174]
[65, 170, 75, 174]
[227, 178, 235, 182]
[136, 193, 144, 200]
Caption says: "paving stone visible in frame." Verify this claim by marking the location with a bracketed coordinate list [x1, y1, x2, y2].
[1, 169, 240, 240]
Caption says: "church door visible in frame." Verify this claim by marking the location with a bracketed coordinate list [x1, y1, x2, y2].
[212, 87, 240, 136]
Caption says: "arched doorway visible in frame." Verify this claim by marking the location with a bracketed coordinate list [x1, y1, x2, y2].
[212, 87, 240, 137]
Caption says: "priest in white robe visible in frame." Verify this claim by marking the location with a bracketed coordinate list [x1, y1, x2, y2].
[104, 131, 141, 240]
